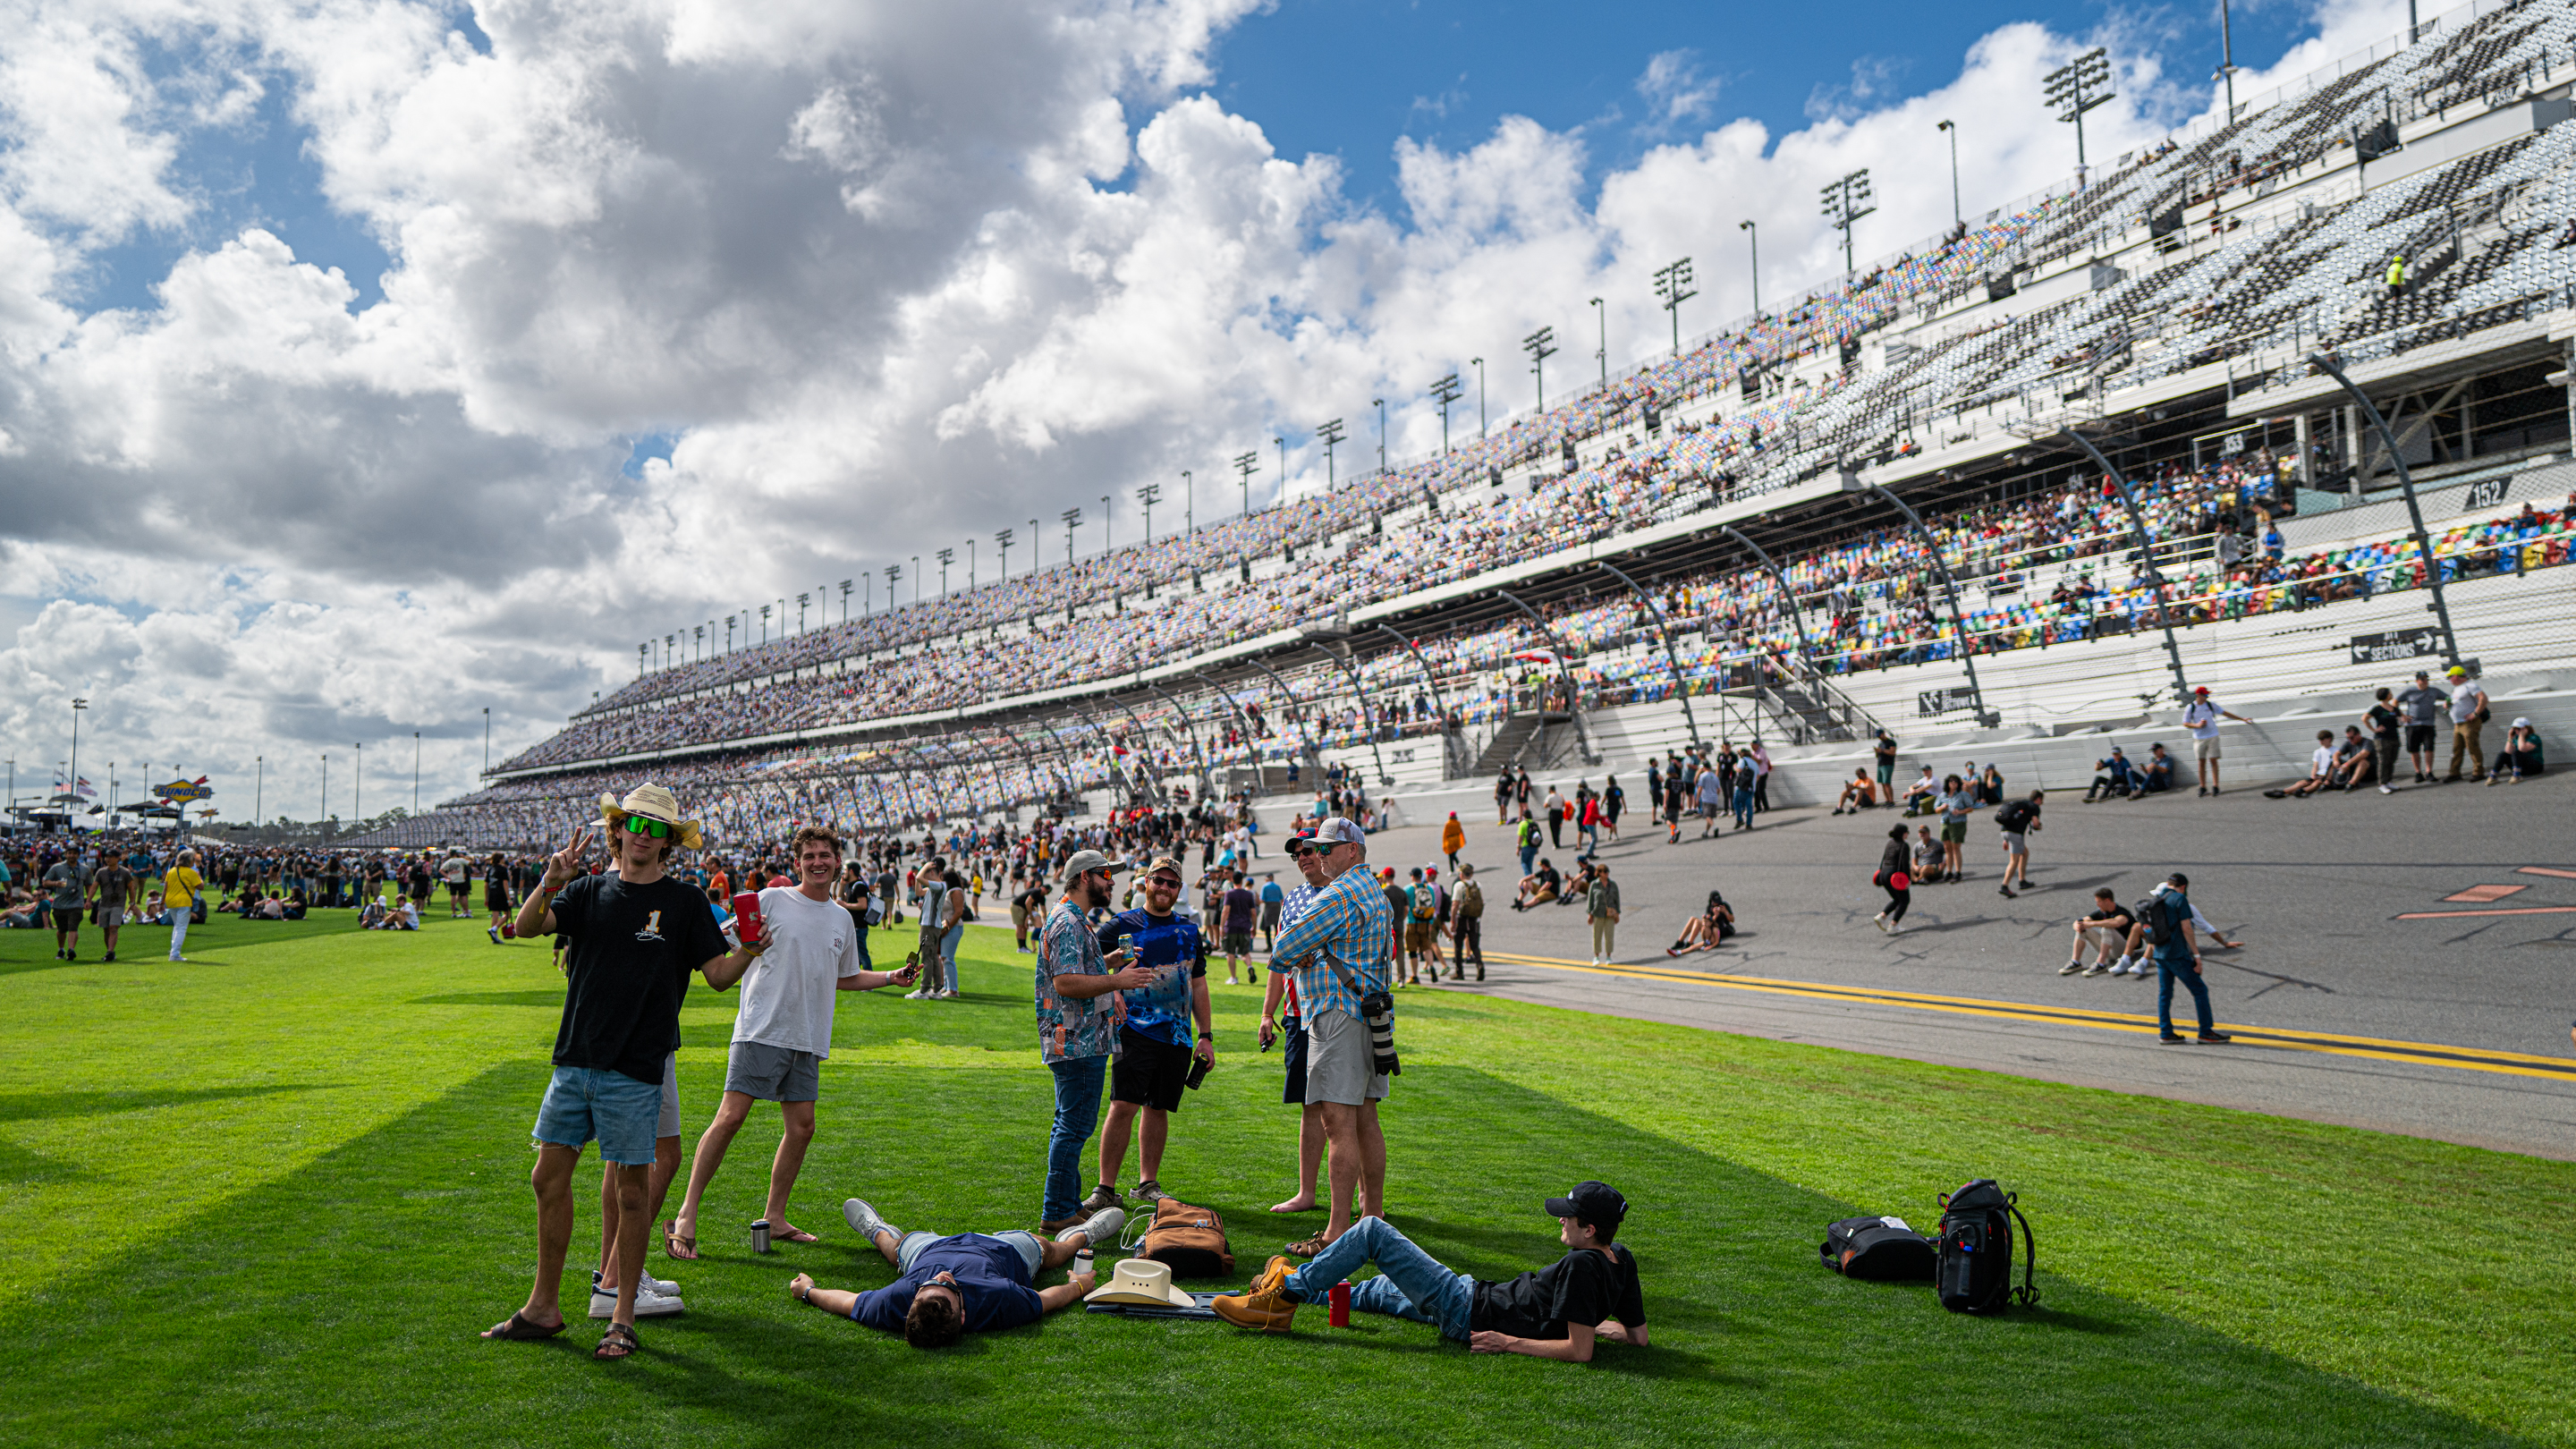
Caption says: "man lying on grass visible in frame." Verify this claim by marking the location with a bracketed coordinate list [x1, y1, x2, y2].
[783, 1198, 1125, 1347]
[1212, 1181, 1646, 1361]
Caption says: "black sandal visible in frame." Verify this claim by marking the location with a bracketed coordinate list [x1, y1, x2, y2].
[481, 1311, 564, 1341]
[594, 1322, 640, 1360]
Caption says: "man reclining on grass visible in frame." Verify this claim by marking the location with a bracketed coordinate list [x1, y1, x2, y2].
[784, 1198, 1124, 1348]
[1211, 1181, 1646, 1362]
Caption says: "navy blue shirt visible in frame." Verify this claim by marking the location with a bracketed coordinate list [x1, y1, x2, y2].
[851, 1234, 1045, 1335]
[1096, 907, 1207, 1047]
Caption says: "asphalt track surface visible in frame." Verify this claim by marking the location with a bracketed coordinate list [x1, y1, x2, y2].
[1306, 765, 2576, 1160]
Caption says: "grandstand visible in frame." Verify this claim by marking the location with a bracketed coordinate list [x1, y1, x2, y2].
[424, 0, 2576, 849]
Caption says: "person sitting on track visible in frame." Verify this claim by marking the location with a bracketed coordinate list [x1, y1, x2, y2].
[1910, 825, 1946, 884]
[1831, 769, 1882, 816]
[1212, 1180, 1647, 1362]
[2060, 887, 2136, 977]
[786, 1198, 1124, 1348]
[1511, 859, 1562, 911]
[1665, 891, 1736, 955]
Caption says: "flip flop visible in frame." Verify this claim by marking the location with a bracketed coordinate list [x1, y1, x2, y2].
[663, 1222, 699, 1261]
[594, 1322, 640, 1360]
[771, 1224, 821, 1244]
[481, 1311, 565, 1341]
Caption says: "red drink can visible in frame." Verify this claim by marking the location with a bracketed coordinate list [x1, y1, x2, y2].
[1327, 1281, 1352, 1326]
[732, 890, 764, 945]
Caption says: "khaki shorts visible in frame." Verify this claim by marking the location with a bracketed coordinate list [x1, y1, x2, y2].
[1404, 919, 1435, 953]
[2193, 736, 2221, 760]
[1305, 1007, 1388, 1106]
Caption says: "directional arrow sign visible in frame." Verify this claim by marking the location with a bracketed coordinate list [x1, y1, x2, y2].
[2348, 630, 2439, 665]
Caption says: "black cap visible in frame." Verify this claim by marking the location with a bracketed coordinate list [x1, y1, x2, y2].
[2166, 871, 2190, 887]
[1544, 1181, 1627, 1231]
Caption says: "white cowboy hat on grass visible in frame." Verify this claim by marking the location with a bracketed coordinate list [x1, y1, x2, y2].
[1082, 1257, 1196, 1309]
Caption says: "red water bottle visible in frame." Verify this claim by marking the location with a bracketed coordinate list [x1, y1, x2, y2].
[732, 890, 764, 946]
[1327, 1281, 1352, 1326]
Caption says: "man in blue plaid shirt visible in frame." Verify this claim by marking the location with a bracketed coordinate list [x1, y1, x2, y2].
[1264, 816, 1393, 1256]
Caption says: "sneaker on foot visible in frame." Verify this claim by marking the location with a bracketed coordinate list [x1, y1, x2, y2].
[1064, 1204, 1127, 1246]
[1999, 885, 2016, 899]
[2157, 1033, 2190, 1044]
[2196, 1030, 2233, 1044]
[487, 926, 502, 944]
[2058, 960, 2083, 975]
[2379, 784, 2394, 794]
[1872, 912, 1889, 934]
[102, 951, 114, 962]
[843, 1198, 894, 1243]
[2083, 962, 2110, 978]
[590, 1285, 685, 1318]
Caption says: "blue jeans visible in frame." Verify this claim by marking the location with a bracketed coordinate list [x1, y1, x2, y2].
[1044, 1055, 1106, 1220]
[2157, 953, 2214, 1036]
[1517, 844, 1537, 877]
[1282, 1216, 1475, 1341]
[1733, 788, 1755, 827]
[939, 921, 964, 992]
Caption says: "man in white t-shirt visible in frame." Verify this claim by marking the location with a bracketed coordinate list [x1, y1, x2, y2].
[441, 852, 471, 918]
[2181, 686, 2253, 797]
[669, 826, 918, 1250]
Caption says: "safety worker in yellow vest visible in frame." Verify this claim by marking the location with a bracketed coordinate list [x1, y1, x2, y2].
[2385, 254, 2407, 294]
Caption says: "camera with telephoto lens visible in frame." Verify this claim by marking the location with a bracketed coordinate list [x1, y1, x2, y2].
[1357, 989, 1401, 1076]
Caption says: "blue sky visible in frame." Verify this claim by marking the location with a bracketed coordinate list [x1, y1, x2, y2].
[1208, 0, 2325, 210]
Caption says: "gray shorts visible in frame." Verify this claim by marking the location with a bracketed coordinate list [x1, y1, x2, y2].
[898, 1229, 1043, 1278]
[2193, 736, 2221, 760]
[2001, 832, 2027, 856]
[658, 1053, 680, 1139]
[1223, 930, 1254, 955]
[1304, 1007, 1388, 1106]
[725, 1039, 822, 1102]
[96, 904, 125, 928]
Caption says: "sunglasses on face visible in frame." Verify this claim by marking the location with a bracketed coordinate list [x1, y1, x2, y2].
[1147, 876, 1183, 889]
[623, 817, 671, 839]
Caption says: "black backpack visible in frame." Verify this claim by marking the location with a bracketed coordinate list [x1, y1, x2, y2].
[1996, 800, 2035, 832]
[1820, 1216, 1936, 1281]
[1935, 1179, 2038, 1313]
[2131, 893, 2174, 945]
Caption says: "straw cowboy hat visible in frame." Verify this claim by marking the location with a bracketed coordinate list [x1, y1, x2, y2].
[597, 782, 706, 852]
[1082, 1257, 1196, 1309]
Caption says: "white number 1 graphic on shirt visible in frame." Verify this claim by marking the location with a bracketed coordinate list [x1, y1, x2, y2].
[643, 910, 662, 936]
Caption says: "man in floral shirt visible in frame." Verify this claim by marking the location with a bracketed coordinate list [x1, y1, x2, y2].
[1034, 850, 1150, 1233]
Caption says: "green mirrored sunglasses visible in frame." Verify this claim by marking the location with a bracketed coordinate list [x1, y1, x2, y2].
[623, 817, 671, 839]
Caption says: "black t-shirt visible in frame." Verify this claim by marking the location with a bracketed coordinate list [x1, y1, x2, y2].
[548, 873, 728, 1085]
[1471, 1246, 1645, 1339]
[2366, 704, 2400, 739]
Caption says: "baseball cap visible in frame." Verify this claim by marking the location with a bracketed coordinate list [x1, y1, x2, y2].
[2191, 685, 2209, 696]
[2445, 665, 2468, 678]
[2414, 669, 2430, 679]
[1284, 834, 1318, 854]
[1142, 856, 1185, 881]
[1058, 849, 1124, 883]
[2512, 716, 2531, 728]
[1544, 1181, 1628, 1232]
[1309, 816, 1367, 848]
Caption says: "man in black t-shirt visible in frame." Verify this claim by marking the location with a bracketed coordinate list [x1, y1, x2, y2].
[483, 784, 764, 1361]
[1214, 1180, 1647, 1361]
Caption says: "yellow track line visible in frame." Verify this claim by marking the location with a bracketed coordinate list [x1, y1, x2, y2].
[1476, 950, 2576, 1081]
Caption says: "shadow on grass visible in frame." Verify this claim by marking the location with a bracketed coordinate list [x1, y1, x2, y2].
[0, 1084, 333, 1125]
[0, 1054, 2532, 1449]
[412, 989, 568, 1009]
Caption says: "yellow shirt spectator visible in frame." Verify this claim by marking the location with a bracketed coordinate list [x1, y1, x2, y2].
[163, 866, 204, 912]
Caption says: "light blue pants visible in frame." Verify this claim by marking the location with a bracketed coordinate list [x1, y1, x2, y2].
[165, 908, 191, 960]
[1282, 1216, 1474, 1341]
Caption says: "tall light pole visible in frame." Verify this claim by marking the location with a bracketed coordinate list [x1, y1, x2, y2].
[2222, 0, 2242, 110]
[907, 561, 918, 605]
[2045, 47, 2114, 178]
[66, 698, 86, 830]
[1233, 451, 1258, 516]
[318, 754, 326, 836]
[1589, 298, 1606, 387]
[758, 604, 771, 643]
[1373, 398, 1386, 471]
[1470, 358, 1487, 437]
[353, 741, 363, 822]
[1652, 258, 1696, 357]
[1316, 419, 1347, 487]
[1936, 120, 1962, 227]
[1428, 374, 1462, 454]
[1275, 436, 1286, 500]
[254, 755, 263, 826]
[1135, 483, 1160, 545]
[1739, 220, 1761, 318]
[483, 707, 491, 774]
[1820, 169, 1876, 276]
[839, 579, 852, 622]
[935, 549, 953, 597]
[411, 732, 419, 817]
[797, 592, 811, 631]
[965, 539, 976, 592]
[1181, 470, 1192, 535]
[1062, 507, 1082, 568]
[996, 528, 1013, 580]
[1522, 327, 1556, 411]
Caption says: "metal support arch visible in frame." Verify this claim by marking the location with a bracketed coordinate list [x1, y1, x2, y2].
[1138, 677, 1216, 805]
[1490, 589, 1600, 764]
[1370, 623, 1465, 777]
[1309, 645, 1394, 789]
[1589, 563, 1702, 750]
[1238, 657, 1328, 784]
[1864, 487, 1999, 728]
[2053, 429, 2196, 707]
[1717, 524, 1820, 666]
[1104, 694, 1172, 805]
[1191, 672, 1264, 789]
[1061, 699, 1131, 809]
[2304, 353, 2465, 668]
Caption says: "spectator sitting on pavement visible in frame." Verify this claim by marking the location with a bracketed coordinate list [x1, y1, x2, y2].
[2329, 726, 2375, 791]
[1665, 891, 1736, 955]
[2106, 883, 2240, 978]
[2060, 887, 2138, 977]
[1976, 762, 2006, 806]
[2084, 748, 2139, 802]
[1911, 825, 1945, 884]
[1559, 859, 1599, 910]
[1901, 767, 1940, 815]
[2271, 731, 2341, 798]
[1831, 769, 1883, 815]
[1512, 860, 1562, 911]
[2492, 718, 2544, 784]
[2141, 743, 2176, 793]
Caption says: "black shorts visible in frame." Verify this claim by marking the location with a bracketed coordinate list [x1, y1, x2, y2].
[2405, 724, 2436, 752]
[1111, 1027, 1194, 1112]
[1282, 1016, 1309, 1106]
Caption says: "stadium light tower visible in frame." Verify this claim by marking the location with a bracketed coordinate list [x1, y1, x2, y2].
[934, 550, 952, 597]
[996, 527, 1013, 580]
[1652, 258, 1696, 357]
[1061, 507, 1082, 567]
[795, 593, 809, 631]
[1739, 220, 1761, 318]
[1428, 374, 1463, 454]
[1819, 170, 1876, 276]
[2219, 0, 2241, 113]
[1470, 358, 1486, 437]
[966, 538, 976, 591]
[839, 579, 852, 623]
[1181, 470, 1192, 534]
[758, 605, 771, 644]
[1317, 419, 1346, 487]
[1374, 399, 1388, 472]
[1135, 483, 1160, 544]
[1589, 298, 1606, 388]
[638, 642, 648, 676]
[724, 614, 735, 651]
[1936, 120, 1962, 227]
[1521, 327, 1556, 411]
[67, 699, 85, 827]
[2045, 47, 2114, 179]
[1233, 451, 1258, 515]
[907, 560, 919, 605]
[693, 623, 704, 660]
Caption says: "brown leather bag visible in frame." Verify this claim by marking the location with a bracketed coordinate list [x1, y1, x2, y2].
[1140, 1196, 1234, 1279]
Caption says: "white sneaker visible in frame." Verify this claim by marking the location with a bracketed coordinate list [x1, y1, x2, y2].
[1063, 1204, 1127, 1245]
[597, 1266, 679, 1297]
[2378, 784, 2394, 794]
[590, 1284, 684, 1318]
[843, 1197, 894, 1242]
[1885, 920, 1904, 934]
[1872, 912, 1889, 934]
[903, 988, 928, 1000]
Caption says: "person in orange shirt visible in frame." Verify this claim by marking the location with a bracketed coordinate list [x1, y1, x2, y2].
[1438, 813, 1465, 874]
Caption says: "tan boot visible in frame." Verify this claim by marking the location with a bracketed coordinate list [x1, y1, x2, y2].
[1211, 1254, 1299, 1333]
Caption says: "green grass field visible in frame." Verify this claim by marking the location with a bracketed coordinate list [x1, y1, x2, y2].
[4, 903, 2572, 1447]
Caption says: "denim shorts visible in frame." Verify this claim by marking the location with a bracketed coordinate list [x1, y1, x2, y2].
[897, 1230, 1043, 1279]
[533, 1064, 663, 1165]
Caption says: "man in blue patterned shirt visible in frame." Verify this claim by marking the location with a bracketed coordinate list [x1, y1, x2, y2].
[1264, 816, 1394, 1256]
[1034, 850, 1150, 1233]
[1083, 856, 1215, 1209]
